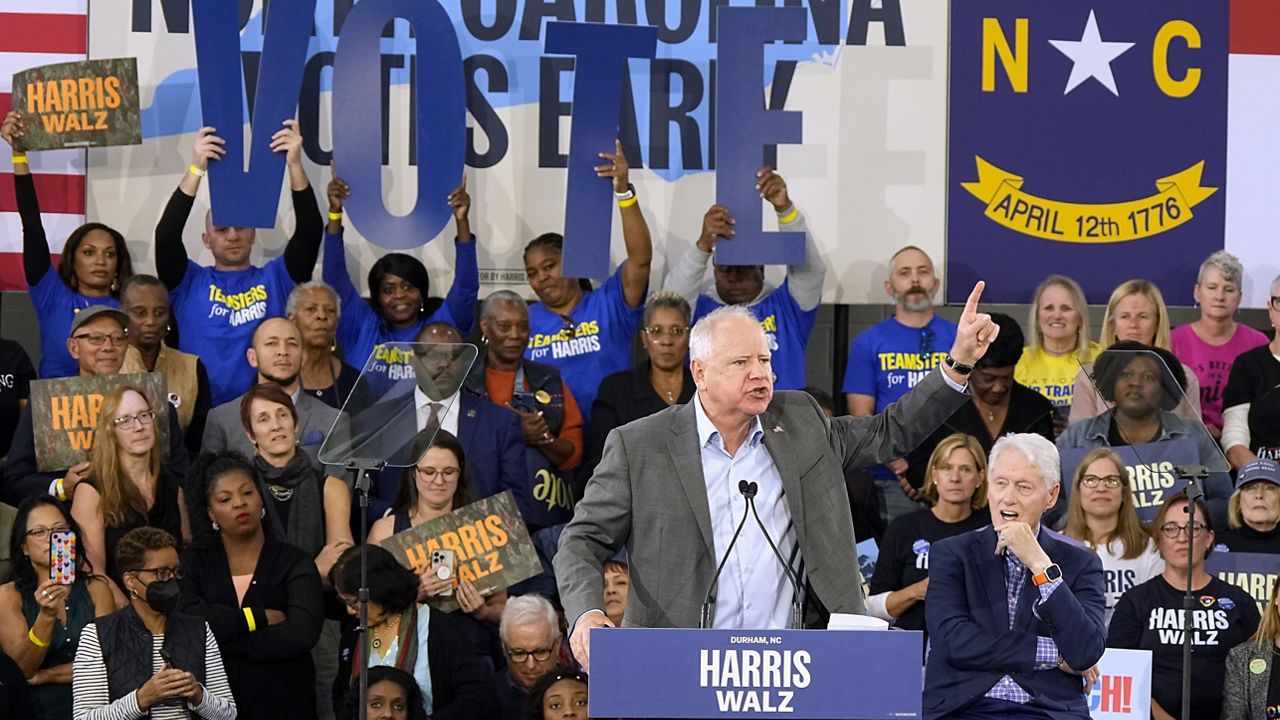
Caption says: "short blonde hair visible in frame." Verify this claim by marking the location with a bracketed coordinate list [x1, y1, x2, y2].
[1227, 480, 1280, 530]
[1100, 280, 1171, 350]
[920, 433, 988, 509]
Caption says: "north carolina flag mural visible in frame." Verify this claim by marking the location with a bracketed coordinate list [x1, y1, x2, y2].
[945, 0, 1229, 305]
[0, 0, 88, 291]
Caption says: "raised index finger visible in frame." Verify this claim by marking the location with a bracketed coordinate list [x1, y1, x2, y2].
[963, 280, 986, 321]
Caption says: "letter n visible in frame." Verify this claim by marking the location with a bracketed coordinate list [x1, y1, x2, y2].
[981, 18, 1028, 93]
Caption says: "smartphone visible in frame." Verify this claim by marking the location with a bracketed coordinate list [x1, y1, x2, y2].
[511, 391, 538, 412]
[430, 549, 456, 597]
[49, 530, 76, 585]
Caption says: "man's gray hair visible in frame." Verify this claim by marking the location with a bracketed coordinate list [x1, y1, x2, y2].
[689, 304, 761, 363]
[481, 290, 527, 320]
[286, 280, 341, 317]
[498, 593, 560, 644]
[989, 433, 1061, 488]
[1197, 250, 1244, 288]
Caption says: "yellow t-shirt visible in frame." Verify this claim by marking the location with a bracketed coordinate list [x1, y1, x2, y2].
[1014, 341, 1100, 407]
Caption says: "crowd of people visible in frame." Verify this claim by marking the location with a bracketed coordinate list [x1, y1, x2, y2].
[1, 103, 1279, 720]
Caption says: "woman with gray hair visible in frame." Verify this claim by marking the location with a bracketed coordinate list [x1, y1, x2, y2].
[1222, 273, 1280, 470]
[581, 291, 696, 485]
[1171, 250, 1268, 437]
[287, 280, 361, 409]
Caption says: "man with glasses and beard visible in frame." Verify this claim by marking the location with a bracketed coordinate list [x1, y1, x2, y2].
[843, 246, 958, 523]
[200, 316, 342, 468]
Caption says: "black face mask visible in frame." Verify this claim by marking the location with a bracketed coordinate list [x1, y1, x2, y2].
[144, 579, 180, 614]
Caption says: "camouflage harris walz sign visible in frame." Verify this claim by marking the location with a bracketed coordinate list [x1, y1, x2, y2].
[30, 373, 170, 472]
[380, 490, 542, 613]
[11, 58, 141, 150]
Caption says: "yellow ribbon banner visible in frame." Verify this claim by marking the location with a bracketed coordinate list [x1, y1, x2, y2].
[960, 156, 1218, 244]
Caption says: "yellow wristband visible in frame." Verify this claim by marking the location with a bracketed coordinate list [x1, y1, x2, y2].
[778, 206, 799, 224]
[188, 164, 207, 178]
[244, 607, 257, 632]
[28, 628, 50, 648]
[55, 478, 67, 502]
[12, 154, 28, 165]
[328, 211, 343, 221]
[617, 195, 638, 209]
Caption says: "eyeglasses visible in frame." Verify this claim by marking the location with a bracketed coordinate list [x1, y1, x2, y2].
[73, 331, 128, 347]
[25, 524, 72, 541]
[1159, 522, 1207, 539]
[129, 566, 183, 581]
[506, 645, 555, 663]
[1081, 474, 1125, 489]
[113, 410, 157, 430]
[1271, 297, 1280, 312]
[920, 326, 935, 357]
[642, 326, 690, 338]
[414, 466, 460, 482]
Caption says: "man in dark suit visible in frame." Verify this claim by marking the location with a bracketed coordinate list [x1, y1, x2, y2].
[557, 282, 1002, 669]
[924, 433, 1105, 720]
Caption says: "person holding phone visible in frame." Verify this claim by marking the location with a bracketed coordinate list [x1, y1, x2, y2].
[0, 497, 114, 719]
[72, 526, 237, 719]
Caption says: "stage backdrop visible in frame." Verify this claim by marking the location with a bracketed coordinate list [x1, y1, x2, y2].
[75, 0, 949, 305]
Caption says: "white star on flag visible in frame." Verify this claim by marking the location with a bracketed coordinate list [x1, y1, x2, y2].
[1048, 10, 1135, 96]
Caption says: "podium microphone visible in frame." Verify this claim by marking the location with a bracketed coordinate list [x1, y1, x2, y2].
[741, 480, 806, 629]
[699, 482, 755, 629]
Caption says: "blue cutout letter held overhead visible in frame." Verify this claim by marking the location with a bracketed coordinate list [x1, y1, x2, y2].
[192, 0, 315, 228]
[544, 22, 658, 279]
[332, 0, 466, 250]
[715, 7, 807, 266]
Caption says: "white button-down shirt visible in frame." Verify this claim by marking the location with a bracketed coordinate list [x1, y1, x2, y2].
[693, 393, 799, 629]
[414, 386, 460, 437]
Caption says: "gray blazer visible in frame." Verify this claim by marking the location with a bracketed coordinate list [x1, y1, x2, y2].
[555, 367, 968, 630]
[1223, 641, 1274, 720]
[201, 389, 344, 469]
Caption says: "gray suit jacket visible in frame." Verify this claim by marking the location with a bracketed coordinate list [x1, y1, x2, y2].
[555, 367, 968, 630]
[201, 390, 344, 469]
[1223, 641, 1271, 720]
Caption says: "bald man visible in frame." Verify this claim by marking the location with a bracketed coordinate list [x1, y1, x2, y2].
[201, 316, 343, 467]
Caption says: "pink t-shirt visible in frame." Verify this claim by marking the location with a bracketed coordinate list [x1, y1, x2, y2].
[1171, 323, 1270, 430]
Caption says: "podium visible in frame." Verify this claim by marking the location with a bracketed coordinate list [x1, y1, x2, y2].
[589, 628, 923, 718]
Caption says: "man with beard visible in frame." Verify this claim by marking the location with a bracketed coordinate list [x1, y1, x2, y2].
[843, 246, 957, 523]
[200, 316, 342, 468]
[665, 166, 824, 390]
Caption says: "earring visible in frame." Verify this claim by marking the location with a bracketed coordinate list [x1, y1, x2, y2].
[480, 335, 489, 345]
[110, 275, 118, 292]
[129, 589, 138, 600]
[261, 508, 266, 519]
[166, 325, 172, 333]
[211, 520, 219, 531]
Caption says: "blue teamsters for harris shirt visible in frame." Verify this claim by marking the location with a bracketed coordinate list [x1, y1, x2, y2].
[692, 279, 817, 391]
[30, 269, 121, 379]
[170, 257, 295, 406]
[322, 229, 479, 389]
[525, 267, 642, 424]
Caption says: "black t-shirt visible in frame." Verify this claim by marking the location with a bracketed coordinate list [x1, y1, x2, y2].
[1223, 345, 1280, 460]
[1107, 576, 1260, 720]
[1215, 524, 1280, 554]
[0, 339, 36, 460]
[1267, 648, 1280, 720]
[868, 508, 990, 631]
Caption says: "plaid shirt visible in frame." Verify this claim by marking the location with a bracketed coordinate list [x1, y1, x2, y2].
[984, 549, 1063, 703]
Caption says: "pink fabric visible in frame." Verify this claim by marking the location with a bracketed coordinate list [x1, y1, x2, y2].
[232, 574, 253, 606]
[1171, 323, 1270, 430]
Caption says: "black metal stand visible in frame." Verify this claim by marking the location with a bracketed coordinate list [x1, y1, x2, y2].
[347, 460, 385, 720]
[1175, 464, 1209, 720]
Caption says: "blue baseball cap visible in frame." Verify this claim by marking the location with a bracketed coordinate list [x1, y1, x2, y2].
[1237, 459, 1280, 489]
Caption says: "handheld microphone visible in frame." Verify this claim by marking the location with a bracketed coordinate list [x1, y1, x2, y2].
[741, 480, 806, 629]
[699, 485, 754, 629]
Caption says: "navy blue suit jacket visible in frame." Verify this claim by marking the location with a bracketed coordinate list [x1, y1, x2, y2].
[924, 525, 1106, 720]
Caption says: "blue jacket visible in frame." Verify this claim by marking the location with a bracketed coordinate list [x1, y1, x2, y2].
[924, 525, 1106, 720]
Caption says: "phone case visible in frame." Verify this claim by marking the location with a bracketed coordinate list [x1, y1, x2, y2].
[431, 549, 456, 596]
[50, 530, 76, 585]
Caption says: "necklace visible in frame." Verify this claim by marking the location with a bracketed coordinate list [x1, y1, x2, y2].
[268, 484, 295, 501]
[370, 614, 400, 651]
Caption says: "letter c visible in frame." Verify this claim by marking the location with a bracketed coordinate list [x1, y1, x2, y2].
[1153, 20, 1201, 98]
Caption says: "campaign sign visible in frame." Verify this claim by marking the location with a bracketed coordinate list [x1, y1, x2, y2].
[1059, 439, 1200, 522]
[590, 628, 922, 719]
[380, 490, 541, 613]
[1088, 648, 1152, 719]
[30, 373, 170, 472]
[1206, 551, 1280, 616]
[12, 58, 142, 150]
[946, 0, 1228, 304]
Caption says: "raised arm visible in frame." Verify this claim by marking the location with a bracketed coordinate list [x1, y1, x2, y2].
[596, 139, 651, 308]
[758, 167, 825, 312]
[441, 173, 479, 333]
[156, 128, 225, 290]
[322, 167, 378, 347]
[272, 120, 323, 283]
[2, 112, 54, 286]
